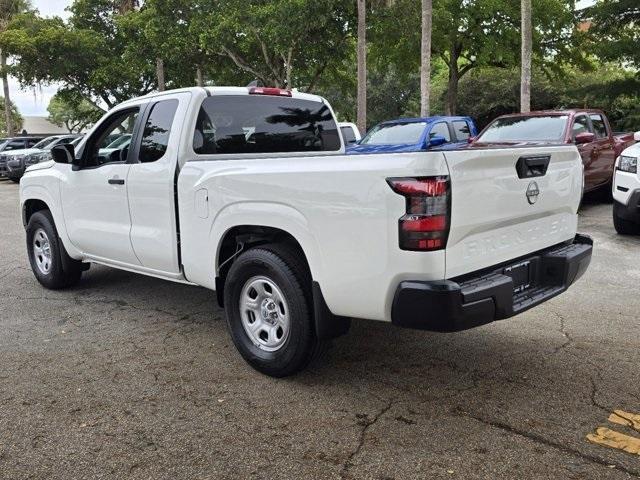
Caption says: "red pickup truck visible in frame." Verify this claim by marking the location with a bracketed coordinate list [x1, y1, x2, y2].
[472, 110, 636, 192]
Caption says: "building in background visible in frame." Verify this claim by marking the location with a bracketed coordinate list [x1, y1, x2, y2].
[21, 116, 73, 136]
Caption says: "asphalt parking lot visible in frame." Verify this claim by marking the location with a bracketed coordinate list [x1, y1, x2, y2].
[1, 180, 639, 480]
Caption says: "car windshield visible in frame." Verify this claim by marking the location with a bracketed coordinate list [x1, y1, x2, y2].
[33, 137, 60, 149]
[478, 115, 569, 142]
[360, 122, 427, 145]
[106, 134, 132, 149]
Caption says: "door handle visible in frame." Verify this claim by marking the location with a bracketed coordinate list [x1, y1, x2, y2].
[108, 178, 125, 185]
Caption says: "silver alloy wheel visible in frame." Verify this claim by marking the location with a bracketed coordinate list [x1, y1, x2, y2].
[32, 228, 53, 275]
[239, 275, 290, 352]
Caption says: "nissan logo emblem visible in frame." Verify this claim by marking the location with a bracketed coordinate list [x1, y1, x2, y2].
[526, 181, 540, 205]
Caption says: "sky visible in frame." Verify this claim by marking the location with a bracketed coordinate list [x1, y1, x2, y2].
[13, 0, 598, 116]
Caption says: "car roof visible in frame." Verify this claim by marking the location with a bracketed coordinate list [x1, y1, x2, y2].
[495, 109, 605, 119]
[377, 116, 472, 126]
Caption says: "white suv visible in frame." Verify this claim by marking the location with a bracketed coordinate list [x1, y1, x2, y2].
[612, 132, 640, 234]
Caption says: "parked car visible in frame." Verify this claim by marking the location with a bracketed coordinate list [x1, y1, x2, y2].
[5, 134, 81, 182]
[97, 133, 132, 164]
[473, 110, 637, 193]
[612, 131, 640, 234]
[20, 86, 591, 377]
[338, 122, 361, 145]
[0, 136, 45, 178]
[346, 116, 477, 154]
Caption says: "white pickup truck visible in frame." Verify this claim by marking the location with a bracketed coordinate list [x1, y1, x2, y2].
[20, 86, 592, 376]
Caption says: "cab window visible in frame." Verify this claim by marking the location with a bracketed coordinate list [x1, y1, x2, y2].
[430, 123, 451, 142]
[83, 109, 139, 168]
[452, 121, 471, 141]
[572, 115, 592, 140]
[589, 114, 608, 138]
[139, 100, 179, 163]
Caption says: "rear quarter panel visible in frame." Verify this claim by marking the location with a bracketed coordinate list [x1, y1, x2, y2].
[178, 152, 449, 321]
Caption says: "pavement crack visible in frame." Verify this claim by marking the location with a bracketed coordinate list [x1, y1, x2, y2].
[463, 413, 640, 478]
[551, 310, 573, 354]
[340, 398, 394, 479]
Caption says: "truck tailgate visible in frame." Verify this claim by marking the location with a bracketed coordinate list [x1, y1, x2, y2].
[443, 145, 582, 278]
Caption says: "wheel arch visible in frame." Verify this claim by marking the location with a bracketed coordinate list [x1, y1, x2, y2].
[215, 224, 350, 340]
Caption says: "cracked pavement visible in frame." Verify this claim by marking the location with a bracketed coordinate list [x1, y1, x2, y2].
[1, 181, 639, 479]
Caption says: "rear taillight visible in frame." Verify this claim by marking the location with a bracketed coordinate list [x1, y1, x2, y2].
[387, 176, 450, 251]
[248, 87, 292, 97]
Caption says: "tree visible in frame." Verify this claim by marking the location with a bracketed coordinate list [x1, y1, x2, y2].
[420, 0, 432, 117]
[196, 0, 352, 91]
[520, 0, 532, 112]
[0, 0, 30, 136]
[356, 0, 366, 133]
[47, 91, 102, 133]
[0, 94, 21, 136]
[0, 3, 156, 109]
[587, 1, 640, 71]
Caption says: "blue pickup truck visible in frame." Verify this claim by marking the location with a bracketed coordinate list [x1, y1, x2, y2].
[346, 116, 478, 154]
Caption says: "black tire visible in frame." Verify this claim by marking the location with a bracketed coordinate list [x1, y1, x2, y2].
[223, 243, 326, 377]
[613, 208, 640, 235]
[9, 176, 20, 183]
[26, 210, 84, 289]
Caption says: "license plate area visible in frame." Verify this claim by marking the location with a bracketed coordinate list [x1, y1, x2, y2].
[503, 260, 531, 293]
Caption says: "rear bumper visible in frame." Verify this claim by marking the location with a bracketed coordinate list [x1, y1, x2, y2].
[391, 234, 593, 332]
[613, 189, 640, 223]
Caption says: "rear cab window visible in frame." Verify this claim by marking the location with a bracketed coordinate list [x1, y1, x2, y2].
[340, 126, 357, 145]
[193, 95, 340, 155]
[452, 121, 471, 141]
[589, 114, 608, 139]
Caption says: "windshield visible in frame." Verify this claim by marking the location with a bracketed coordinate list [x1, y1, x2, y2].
[106, 134, 132, 149]
[360, 122, 427, 145]
[33, 137, 60, 149]
[478, 115, 569, 142]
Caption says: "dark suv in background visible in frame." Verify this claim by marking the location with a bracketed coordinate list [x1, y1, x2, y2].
[0, 137, 45, 178]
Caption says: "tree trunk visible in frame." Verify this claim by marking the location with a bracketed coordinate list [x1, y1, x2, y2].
[196, 66, 204, 87]
[1, 50, 13, 137]
[156, 57, 165, 92]
[420, 0, 432, 117]
[356, 0, 367, 134]
[520, 0, 532, 113]
[445, 63, 458, 116]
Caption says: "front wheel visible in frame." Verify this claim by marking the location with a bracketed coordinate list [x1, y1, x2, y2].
[223, 244, 325, 377]
[26, 210, 84, 289]
[613, 207, 640, 235]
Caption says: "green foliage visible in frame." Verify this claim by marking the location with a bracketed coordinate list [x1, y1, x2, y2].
[454, 64, 640, 131]
[587, 0, 640, 71]
[0, 4, 155, 108]
[0, 95, 22, 135]
[47, 90, 103, 133]
[196, 0, 354, 90]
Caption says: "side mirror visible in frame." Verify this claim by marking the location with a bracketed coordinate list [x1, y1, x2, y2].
[634, 131, 640, 142]
[427, 135, 447, 148]
[51, 144, 76, 164]
[574, 132, 595, 144]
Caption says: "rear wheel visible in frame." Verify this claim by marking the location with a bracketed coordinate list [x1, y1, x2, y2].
[223, 244, 325, 377]
[26, 210, 84, 289]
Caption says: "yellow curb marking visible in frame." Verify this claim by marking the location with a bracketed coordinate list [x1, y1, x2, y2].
[608, 410, 640, 433]
[587, 410, 640, 456]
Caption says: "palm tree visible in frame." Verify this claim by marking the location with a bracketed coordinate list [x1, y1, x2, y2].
[356, 0, 366, 134]
[0, 0, 30, 136]
[520, 0, 532, 112]
[420, 0, 432, 117]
